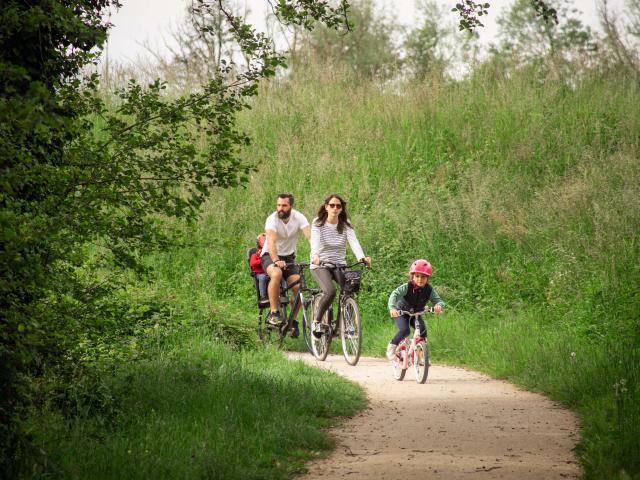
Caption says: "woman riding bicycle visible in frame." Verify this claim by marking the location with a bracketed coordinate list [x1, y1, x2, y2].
[310, 193, 371, 337]
[386, 259, 445, 360]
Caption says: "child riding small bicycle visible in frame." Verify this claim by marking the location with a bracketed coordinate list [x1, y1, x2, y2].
[386, 259, 445, 361]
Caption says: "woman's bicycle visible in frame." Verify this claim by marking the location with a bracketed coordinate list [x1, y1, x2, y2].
[257, 262, 319, 352]
[305, 260, 368, 365]
[390, 308, 435, 383]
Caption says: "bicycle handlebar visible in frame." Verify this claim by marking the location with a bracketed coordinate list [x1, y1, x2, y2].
[317, 259, 370, 269]
[396, 307, 436, 317]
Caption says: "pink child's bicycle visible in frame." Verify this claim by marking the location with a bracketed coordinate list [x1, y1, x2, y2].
[391, 308, 435, 383]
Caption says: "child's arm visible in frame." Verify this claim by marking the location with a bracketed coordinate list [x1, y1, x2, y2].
[388, 283, 408, 316]
[430, 287, 445, 313]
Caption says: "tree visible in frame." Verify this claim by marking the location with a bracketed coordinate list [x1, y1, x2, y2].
[297, 0, 399, 79]
[402, 0, 452, 79]
[148, 0, 252, 88]
[491, 0, 598, 75]
[599, 0, 640, 72]
[1, 0, 351, 474]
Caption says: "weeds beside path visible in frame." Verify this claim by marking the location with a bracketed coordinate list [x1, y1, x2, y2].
[288, 353, 581, 480]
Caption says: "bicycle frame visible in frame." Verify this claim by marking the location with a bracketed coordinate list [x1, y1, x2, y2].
[391, 308, 434, 383]
[317, 260, 367, 325]
[308, 260, 368, 365]
[257, 262, 318, 352]
[281, 263, 318, 348]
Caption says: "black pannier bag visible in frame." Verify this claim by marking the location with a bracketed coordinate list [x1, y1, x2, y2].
[343, 270, 361, 295]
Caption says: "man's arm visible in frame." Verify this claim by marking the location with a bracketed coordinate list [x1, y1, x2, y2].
[302, 224, 311, 241]
[266, 229, 279, 262]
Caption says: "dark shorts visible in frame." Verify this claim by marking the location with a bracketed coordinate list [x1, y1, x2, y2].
[260, 253, 300, 277]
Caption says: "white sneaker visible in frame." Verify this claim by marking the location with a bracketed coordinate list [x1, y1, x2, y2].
[312, 321, 323, 338]
[386, 343, 397, 361]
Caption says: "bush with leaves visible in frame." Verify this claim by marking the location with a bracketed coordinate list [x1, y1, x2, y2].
[1, 0, 352, 474]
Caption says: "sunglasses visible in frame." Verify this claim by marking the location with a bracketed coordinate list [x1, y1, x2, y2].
[327, 203, 343, 209]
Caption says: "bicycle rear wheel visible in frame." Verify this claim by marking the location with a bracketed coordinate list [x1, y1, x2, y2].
[340, 297, 362, 366]
[258, 308, 284, 348]
[413, 342, 429, 384]
[392, 349, 407, 381]
[311, 298, 332, 361]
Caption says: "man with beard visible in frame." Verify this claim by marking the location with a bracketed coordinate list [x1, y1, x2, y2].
[261, 193, 311, 336]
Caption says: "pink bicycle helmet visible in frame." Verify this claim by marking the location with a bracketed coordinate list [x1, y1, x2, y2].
[256, 233, 266, 248]
[410, 259, 433, 277]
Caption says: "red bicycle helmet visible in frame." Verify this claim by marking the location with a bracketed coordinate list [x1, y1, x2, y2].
[257, 233, 266, 248]
[409, 259, 432, 277]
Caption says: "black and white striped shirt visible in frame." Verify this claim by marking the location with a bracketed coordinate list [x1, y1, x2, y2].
[310, 217, 365, 269]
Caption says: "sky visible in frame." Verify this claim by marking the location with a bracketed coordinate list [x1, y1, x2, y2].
[103, 0, 622, 65]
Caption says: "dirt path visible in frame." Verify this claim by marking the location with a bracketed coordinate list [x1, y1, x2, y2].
[287, 353, 581, 480]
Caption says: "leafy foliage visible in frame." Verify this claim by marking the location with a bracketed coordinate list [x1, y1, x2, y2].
[0, 0, 352, 475]
[453, 0, 559, 32]
[452, 0, 490, 31]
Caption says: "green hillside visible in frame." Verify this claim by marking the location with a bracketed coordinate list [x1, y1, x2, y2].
[149, 63, 639, 478]
[24, 64, 638, 479]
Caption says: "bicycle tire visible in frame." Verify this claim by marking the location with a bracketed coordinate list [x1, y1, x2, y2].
[311, 298, 332, 361]
[301, 294, 314, 354]
[413, 342, 429, 384]
[392, 349, 407, 381]
[340, 296, 362, 366]
[258, 308, 284, 348]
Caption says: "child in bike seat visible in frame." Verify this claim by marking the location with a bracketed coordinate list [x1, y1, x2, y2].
[249, 234, 268, 303]
[386, 259, 445, 360]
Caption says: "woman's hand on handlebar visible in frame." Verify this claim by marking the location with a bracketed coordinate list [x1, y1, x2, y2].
[360, 256, 372, 267]
[434, 304, 443, 314]
[274, 259, 286, 269]
[390, 308, 400, 317]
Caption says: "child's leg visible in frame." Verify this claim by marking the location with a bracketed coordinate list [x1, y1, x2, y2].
[416, 317, 427, 338]
[257, 273, 268, 299]
[387, 314, 410, 360]
[390, 314, 411, 345]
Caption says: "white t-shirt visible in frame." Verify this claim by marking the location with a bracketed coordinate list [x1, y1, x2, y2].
[263, 209, 310, 257]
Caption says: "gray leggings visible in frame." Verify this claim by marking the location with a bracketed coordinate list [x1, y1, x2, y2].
[311, 267, 345, 323]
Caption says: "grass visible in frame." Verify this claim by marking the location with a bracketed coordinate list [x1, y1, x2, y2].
[30, 327, 366, 479]
[27, 62, 640, 479]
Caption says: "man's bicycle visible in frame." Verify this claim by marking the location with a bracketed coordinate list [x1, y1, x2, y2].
[257, 262, 318, 352]
[305, 260, 368, 365]
[390, 308, 435, 383]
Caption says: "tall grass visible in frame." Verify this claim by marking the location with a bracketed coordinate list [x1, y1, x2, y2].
[29, 63, 638, 479]
[142, 63, 638, 478]
[30, 327, 366, 479]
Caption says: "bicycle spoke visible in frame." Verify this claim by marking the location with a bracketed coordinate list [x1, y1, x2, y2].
[340, 297, 362, 366]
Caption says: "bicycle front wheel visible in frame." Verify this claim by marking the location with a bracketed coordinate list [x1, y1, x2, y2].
[392, 349, 407, 381]
[340, 297, 362, 366]
[301, 294, 314, 354]
[413, 342, 429, 384]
